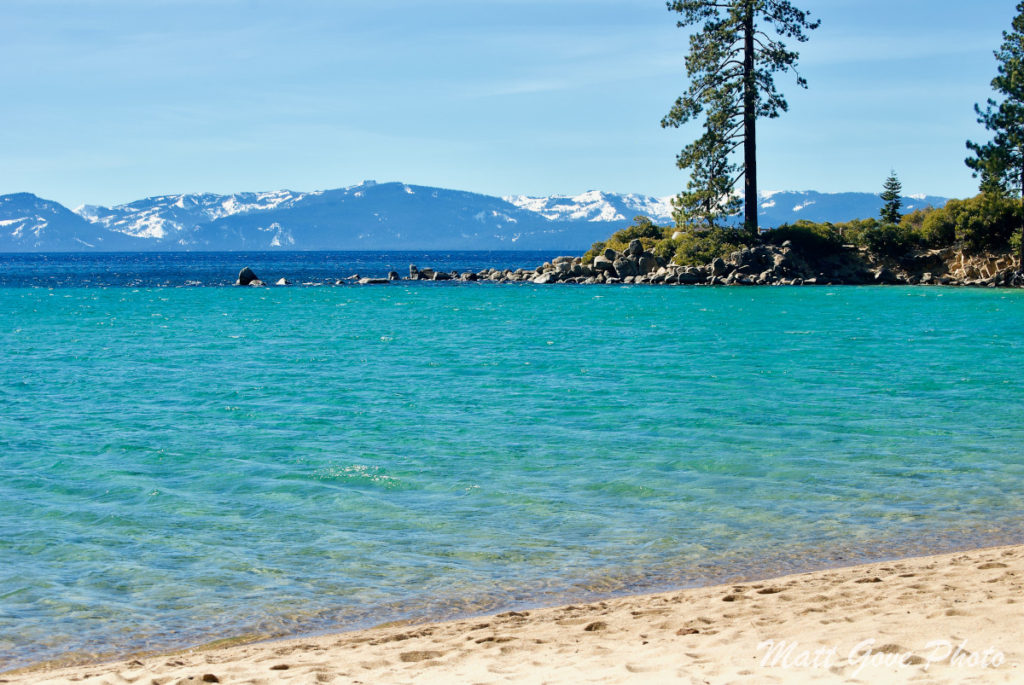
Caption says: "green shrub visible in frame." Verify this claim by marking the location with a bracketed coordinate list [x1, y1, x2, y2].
[612, 216, 665, 242]
[666, 226, 751, 266]
[863, 222, 918, 260]
[835, 218, 880, 248]
[893, 194, 1021, 253]
[582, 241, 607, 264]
[652, 237, 679, 262]
[916, 207, 955, 247]
[583, 216, 669, 262]
[763, 221, 844, 259]
[952, 194, 1021, 252]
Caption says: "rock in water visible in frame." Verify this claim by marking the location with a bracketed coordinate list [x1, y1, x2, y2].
[388, 271, 400, 281]
[275, 278, 291, 286]
[237, 267, 259, 286]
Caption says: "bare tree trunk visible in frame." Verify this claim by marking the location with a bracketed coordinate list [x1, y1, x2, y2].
[743, 3, 758, 237]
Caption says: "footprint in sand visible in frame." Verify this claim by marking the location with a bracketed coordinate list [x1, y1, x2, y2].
[625, 663, 658, 673]
[399, 650, 442, 663]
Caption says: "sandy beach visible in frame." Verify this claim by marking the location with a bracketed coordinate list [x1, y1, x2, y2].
[4, 544, 1021, 684]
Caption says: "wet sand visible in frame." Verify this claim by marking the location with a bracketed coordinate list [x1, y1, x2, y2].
[6, 545, 1023, 684]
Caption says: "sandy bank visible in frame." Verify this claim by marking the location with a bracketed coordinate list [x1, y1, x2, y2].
[7, 545, 1023, 684]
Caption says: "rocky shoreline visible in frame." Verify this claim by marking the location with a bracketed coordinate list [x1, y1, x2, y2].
[236, 239, 1024, 288]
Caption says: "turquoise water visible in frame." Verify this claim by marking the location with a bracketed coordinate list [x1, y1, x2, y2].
[2, 284, 1024, 670]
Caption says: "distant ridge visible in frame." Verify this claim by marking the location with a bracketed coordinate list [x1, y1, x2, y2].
[0, 183, 948, 252]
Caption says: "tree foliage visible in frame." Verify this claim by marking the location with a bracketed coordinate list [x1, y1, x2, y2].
[879, 171, 903, 224]
[662, 0, 819, 234]
[966, 1, 1024, 265]
[658, 226, 752, 265]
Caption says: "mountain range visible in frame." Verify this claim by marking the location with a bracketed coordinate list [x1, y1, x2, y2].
[0, 181, 948, 252]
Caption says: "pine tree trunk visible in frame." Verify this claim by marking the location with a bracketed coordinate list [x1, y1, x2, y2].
[1019, 162, 1023, 273]
[743, 2, 758, 237]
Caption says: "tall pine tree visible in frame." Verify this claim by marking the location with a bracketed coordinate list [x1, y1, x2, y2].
[880, 171, 903, 224]
[662, 0, 819, 235]
[966, 1, 1024, 269]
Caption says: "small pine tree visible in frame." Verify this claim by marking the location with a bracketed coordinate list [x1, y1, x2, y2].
[879, 171, 903, 224]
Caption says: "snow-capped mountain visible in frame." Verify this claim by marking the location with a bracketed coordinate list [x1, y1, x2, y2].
[0, 183, 949, 253]
[504, 190, 675, 223]
[76, 190, 322, 243]
[756, 190, 946, 226]
[0, 193, 145, 251]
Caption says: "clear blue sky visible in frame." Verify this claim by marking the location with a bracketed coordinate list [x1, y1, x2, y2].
[0, 0, 1015, 208]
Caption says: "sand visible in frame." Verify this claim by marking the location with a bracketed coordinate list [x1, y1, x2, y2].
[5, 545, 1023, 684]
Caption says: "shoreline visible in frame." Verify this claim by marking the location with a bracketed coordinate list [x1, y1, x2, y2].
[8, 544, 1023, 684]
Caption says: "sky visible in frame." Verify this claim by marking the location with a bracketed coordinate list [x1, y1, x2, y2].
[0, 0, 1016, 208]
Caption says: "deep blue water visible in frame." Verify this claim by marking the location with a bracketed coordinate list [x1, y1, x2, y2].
[0, 251, 562, 288]
[1, 252, 1023, 671]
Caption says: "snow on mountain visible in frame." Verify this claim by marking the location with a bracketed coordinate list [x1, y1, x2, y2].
[0, 193, 144, 252]
[505, 190, 675, 224]
[77, 190, 321, 242]
[755, 190, 946, 227]
[0, 184, 950, 252]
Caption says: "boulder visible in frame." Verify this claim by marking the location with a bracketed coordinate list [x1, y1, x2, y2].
[432, 271, 452, 281]
[237, 267, 259, 286]
[388, 271, 400, 281]
[419, 268, 436, 280]
[873, 266, 898, 284]
[604, 248, 618, 261]
[638, 252, 658, 275]
[248, 279, 267, 287]
[613, 257, 639, 278]
[533, 273, 556, 284]
[409, 265, 419, 279]
[275, 278, 291, 286]
[710, 258, 728, 277]
[358, 278, 390, 285]
[627, 239, 644, 257]
[593, 255, 617, 276]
